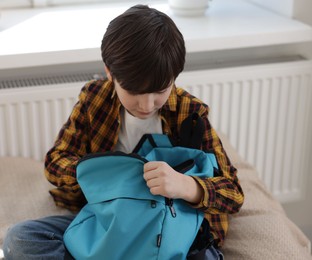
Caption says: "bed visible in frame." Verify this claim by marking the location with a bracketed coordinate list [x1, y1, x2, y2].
[0, 133, 311, 259]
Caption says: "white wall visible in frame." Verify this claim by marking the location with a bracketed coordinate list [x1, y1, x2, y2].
[293, 0, 312, 59]
[282, 0, 312, 244]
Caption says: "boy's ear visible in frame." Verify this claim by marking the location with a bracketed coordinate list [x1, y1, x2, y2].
[104, 65, 113, 81]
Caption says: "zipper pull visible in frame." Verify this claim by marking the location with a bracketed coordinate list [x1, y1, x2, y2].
[169, 205, 176, 218]
[165, 198, 176, 218]
[157, 234, 162, 247]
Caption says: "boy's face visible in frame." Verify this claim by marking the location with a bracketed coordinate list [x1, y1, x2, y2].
[114, 79, 173, 119]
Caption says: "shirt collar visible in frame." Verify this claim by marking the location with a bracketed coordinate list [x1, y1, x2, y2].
[108, 80, 122, 111]
[162, 85, 177, 112]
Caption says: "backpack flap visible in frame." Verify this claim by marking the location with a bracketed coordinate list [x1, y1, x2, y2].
[76, 153, 162, 204]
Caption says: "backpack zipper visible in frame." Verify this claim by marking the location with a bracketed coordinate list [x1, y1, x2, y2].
[165, 198, 176, 218]
[77, 151, 148, 164]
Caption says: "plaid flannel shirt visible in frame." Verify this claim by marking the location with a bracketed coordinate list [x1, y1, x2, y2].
[45, 79, 244, 247]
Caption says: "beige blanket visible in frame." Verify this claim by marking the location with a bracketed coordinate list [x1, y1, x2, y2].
[0, 134, 311, 259]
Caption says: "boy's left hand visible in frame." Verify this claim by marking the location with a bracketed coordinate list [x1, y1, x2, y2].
[143, 161, 203, 203]
[143, 161, 183, 199]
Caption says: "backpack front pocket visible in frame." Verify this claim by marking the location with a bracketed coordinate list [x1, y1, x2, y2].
[64, 198, 167, 260]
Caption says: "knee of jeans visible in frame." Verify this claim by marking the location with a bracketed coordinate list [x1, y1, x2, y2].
[3, 221, 34, 258]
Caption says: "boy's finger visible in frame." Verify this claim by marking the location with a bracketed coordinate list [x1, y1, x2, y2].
[143, 161, 161, 172]
[143, 168, 158, 181]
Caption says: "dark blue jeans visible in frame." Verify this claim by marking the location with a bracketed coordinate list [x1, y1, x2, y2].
[3, 215, 224, 260]
[3, 215, 75, 260]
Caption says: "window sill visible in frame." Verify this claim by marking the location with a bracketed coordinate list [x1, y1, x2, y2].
[0, 0, 311, 70]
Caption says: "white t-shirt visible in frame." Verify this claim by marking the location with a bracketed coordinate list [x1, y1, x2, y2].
[114, 108, 163, 153]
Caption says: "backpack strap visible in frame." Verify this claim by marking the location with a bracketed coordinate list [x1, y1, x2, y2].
[179, 113, 205, 149]
[132, 134, 174, 156]
[133, 113, 204, 154]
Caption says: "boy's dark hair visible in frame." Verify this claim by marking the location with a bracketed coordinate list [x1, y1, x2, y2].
[101, 5, 186, 94]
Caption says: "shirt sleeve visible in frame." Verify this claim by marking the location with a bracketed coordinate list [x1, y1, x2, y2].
[44, 85, 90, 211]
[191, 107, 244, 215]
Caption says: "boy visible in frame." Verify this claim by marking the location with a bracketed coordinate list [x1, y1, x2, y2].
[3, 5, 244, 259]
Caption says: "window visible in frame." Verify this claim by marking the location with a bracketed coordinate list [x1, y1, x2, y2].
[0, 0, 31, 9]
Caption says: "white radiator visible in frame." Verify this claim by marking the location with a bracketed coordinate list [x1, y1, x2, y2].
[177, 60, 312, 203]
[1, 60, 312, 203]
[0, 83, 81, 162]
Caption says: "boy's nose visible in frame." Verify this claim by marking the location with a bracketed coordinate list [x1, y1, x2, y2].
[138, 94, 155, 112]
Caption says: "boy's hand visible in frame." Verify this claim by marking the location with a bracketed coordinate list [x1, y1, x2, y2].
[143, 161, 183, 199]
[143, 161, 203, 203]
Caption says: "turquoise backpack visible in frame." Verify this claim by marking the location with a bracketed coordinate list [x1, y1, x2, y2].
[64, 114, 218, 260]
